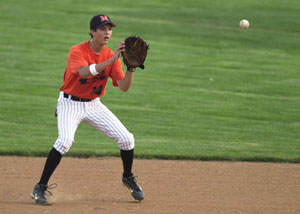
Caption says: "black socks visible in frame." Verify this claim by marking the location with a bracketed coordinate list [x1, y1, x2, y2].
[39, 148, 62, 185]
[120, 149, 134, 178]
[38, 148, 133, 185]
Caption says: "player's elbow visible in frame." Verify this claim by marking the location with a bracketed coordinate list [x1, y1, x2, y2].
[117, 80, 131, 92]
[119, 86, 129, 93]
[78, 72, 87, 78]
[78, 66, 90, 78]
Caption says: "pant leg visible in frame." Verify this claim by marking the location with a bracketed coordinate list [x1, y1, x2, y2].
[53, 92, 85, 155]
[84, 100, 135, 151]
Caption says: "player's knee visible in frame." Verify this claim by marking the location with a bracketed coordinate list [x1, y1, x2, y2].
[53, 138, 73, 155]
[118, 133, 135, 150]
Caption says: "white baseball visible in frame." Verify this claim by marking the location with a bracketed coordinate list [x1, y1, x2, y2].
[240, 19, 250, 29]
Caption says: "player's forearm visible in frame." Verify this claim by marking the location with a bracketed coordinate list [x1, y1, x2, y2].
[78, 59, 114, 78]
[117, 71, 133, 92]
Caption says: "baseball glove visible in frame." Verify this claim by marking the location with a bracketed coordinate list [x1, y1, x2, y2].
[122, 36, 149, 71]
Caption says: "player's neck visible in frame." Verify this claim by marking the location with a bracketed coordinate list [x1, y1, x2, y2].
[89, 40, 104, 54]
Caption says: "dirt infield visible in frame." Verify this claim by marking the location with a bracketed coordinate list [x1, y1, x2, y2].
[0, 156, 299, 214]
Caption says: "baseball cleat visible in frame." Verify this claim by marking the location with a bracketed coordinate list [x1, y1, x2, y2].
[122, 175, 144, 201]
[31, 183, 57, 205]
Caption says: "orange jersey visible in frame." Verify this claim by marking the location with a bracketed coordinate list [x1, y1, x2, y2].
[60, 41, 125, 99]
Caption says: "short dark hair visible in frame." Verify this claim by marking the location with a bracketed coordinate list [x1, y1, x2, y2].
[89, 28, 97, 38]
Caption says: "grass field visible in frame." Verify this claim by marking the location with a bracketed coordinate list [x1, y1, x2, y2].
[0, 0, 299, 162]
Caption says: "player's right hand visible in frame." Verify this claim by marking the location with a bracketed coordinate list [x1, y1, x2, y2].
[111, 41, 125, 62]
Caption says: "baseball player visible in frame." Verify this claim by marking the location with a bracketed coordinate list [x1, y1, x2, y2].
[31, 14, 144, 205]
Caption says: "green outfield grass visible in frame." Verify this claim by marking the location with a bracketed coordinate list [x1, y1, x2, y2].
[0, 0, 299, 162]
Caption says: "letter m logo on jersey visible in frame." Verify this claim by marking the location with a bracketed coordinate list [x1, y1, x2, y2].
[100, 15, 109, 21]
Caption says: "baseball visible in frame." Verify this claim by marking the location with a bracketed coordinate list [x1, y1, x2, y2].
[240, 19, 250, 29]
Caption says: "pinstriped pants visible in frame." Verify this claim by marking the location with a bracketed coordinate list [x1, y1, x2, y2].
[53, 92, 134, 155]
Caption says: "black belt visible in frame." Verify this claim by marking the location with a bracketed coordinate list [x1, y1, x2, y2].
[64, 93, 93, 102]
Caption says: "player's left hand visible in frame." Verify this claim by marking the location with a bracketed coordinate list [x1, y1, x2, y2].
[121, 36, 149, 70]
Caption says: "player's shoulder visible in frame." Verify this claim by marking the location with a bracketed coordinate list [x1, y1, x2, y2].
[69, 41, 89, 53]
[102, 46, 114, 56]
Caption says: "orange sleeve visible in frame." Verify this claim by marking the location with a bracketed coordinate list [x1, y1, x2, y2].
[68, 47, 89, 74]
[110, 59, 125, 87]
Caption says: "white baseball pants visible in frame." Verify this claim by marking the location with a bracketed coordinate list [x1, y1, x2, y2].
[53, 92, 134, 155]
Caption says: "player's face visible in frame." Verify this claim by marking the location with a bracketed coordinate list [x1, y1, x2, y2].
[91, 24, 112, 45]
